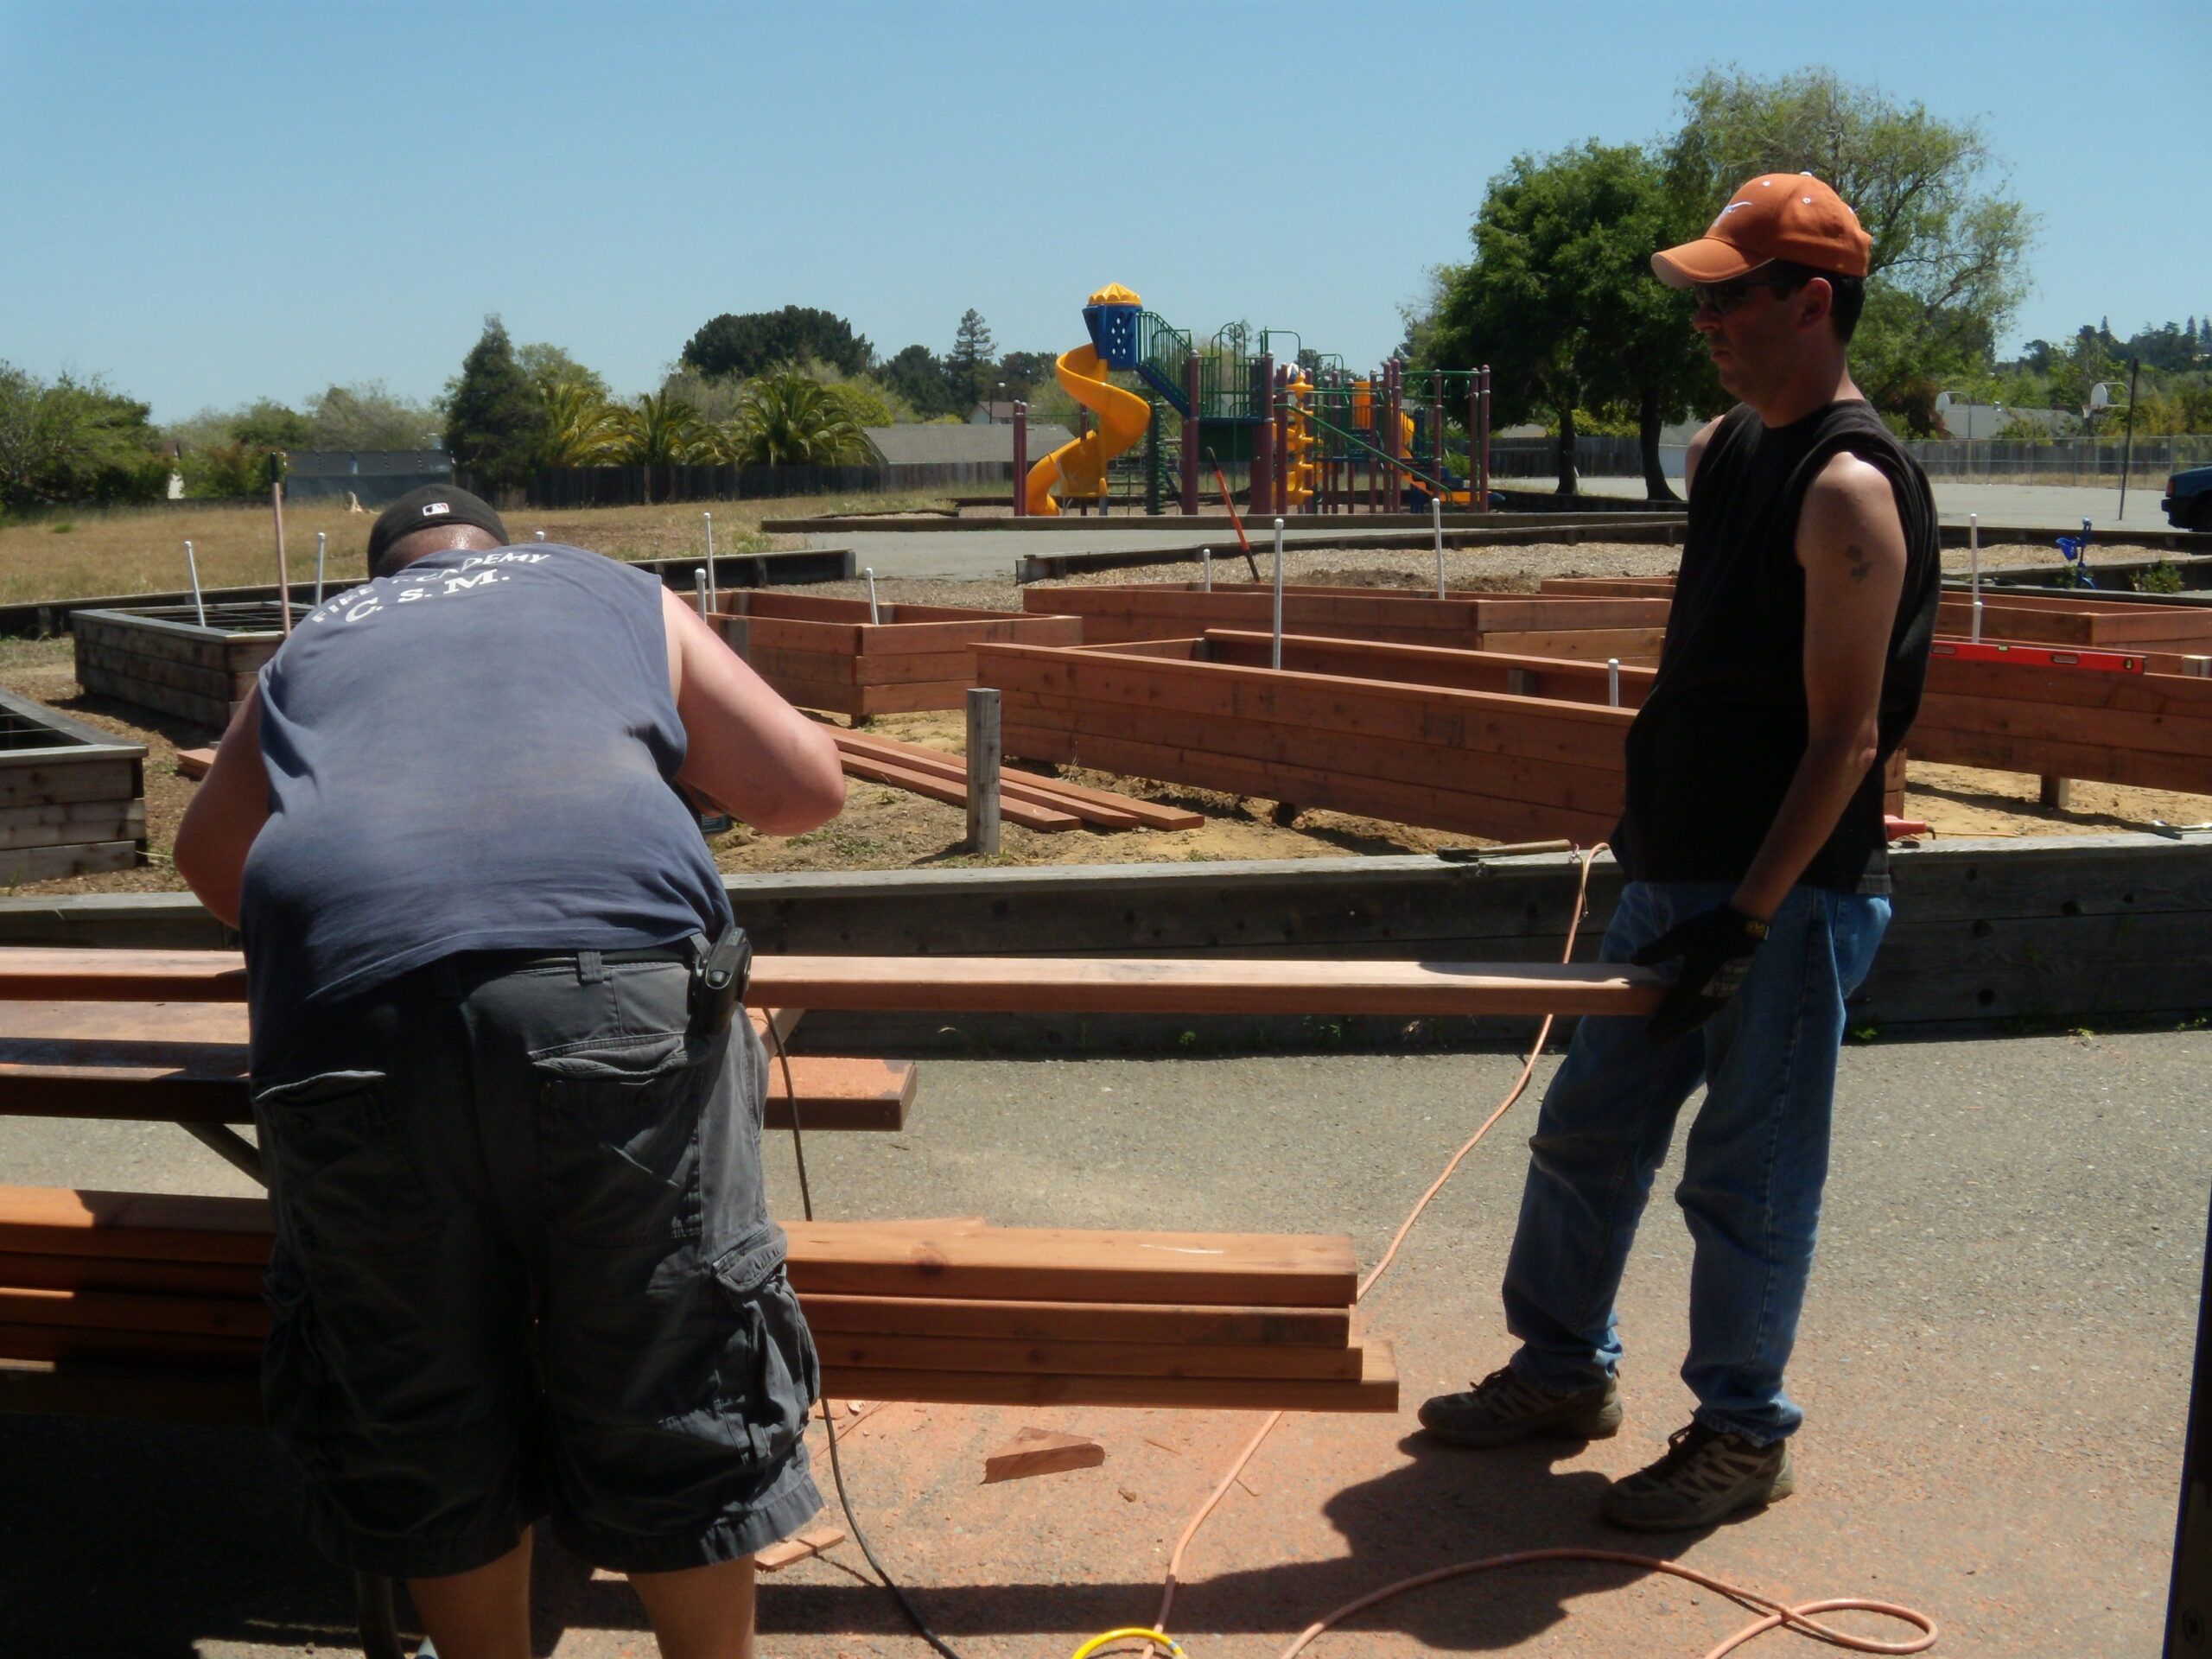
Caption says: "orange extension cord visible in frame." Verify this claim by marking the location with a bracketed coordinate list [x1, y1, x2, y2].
[1135, 845, 1939, 1659]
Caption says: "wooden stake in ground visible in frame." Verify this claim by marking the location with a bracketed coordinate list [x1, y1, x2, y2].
[269, 474, 291, 637]
[983, 1426, 1104, 1484]
[966, 686, 1002, 855]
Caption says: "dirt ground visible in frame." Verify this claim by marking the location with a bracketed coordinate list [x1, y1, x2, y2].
[3, 537, 2205, 899]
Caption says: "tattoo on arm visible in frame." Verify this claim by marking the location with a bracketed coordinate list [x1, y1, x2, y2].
[1845, 543, 1872, 584]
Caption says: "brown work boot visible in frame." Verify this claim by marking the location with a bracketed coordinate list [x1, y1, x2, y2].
[1600, 1420, 1794, 1531]
[1418, 1364, 1623, 1448]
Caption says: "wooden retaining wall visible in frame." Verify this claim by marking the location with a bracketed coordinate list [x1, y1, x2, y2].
[705, 593, 1080, 717]
[1021, 582, 1672, 660]
[0, 692, 144, 883]
[70, 606, 301, 731]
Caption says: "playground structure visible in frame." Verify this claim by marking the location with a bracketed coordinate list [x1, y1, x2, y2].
[1013, 287, 1496, 518]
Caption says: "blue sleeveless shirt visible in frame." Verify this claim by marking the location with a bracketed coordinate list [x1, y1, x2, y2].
[240, 543, 732, 1059]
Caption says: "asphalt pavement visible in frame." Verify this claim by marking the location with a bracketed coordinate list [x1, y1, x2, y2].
[2, 1026, 2201, 1656]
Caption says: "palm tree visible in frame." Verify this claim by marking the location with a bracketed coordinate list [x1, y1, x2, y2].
[538, 380, 621, 468]
[723, 372, 872, 467]
[609, 391, 705, 503]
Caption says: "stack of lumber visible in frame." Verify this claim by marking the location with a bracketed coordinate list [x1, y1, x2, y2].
[0, 1001, 916, 1134]
[1908, 652, 2212, 795]
[1024, 582, 1672, 661]
[830, 727, 1202, 834]
[702, 594, 1082, 718]
[0, 1188, 1395, 1415]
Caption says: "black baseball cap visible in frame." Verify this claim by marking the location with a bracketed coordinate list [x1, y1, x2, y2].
[366, 485, 509, 574]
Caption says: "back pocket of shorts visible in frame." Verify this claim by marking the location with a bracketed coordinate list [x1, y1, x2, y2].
[534, 1033, 714, 1246]
[252, 1070, 439, 1261]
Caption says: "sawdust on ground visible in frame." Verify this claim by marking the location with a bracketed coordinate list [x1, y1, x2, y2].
[1, 537, 2204, 899]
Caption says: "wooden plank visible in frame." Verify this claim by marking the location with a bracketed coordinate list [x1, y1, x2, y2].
[810, 1328, 1361, 1379]
[0, 1283, 268, 1338]
[1476, 627, 1667, 663]
[753, 1523, 847, 1570]
[853, 680, 985, 716]
[0, 842, 138, 884]
[0, 1186, 271, 1262]
[817, 1338, 1398, 1413]
[0, 760, 142, 806]
[0, 948, 1664, 1018]
[0, 804, 142, 853]
[175, 748, 215, 780]
[1923, 655, 2212, 717]
[74, 644, 240, 700]
[1197, 632, 1654, 703]
[838, 752, 1082, 832]
[857, 616, 1084, 657]
[1905, 721, 2212, 797]
[0, 1252, 266, 1298]
[837, 730, 1199, 830]
[797, 1294, 1351, 1349]
[1915, 690, 2212, 765]
[72, 666, 233, 728]
[1002, 690, 1625, 816]
[983, 1428, 1104, 1483]
[0, 1354, 263, 1425]
[70, 618, 228, 670]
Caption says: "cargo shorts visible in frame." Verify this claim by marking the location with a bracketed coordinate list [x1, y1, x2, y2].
[249, 945, 823, 1580]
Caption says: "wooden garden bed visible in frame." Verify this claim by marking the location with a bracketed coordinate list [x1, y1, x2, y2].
[70, 604, 305, 731]
[0, 691, 144, 883]
[978, 631, 1638, 843]
[1026, 582, 1671, 660]
[704, 593, 1081, 716]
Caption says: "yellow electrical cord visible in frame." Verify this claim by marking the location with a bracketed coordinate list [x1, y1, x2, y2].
[1068, 1631, 1185, 1659]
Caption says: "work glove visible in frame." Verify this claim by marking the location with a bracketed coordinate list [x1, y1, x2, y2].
[1630, 905, 1770, 1045]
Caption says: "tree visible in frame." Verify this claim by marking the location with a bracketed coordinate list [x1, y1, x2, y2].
[230, 399, 314, 451]
[608, 391, 704, 504]
[996, 349, 1056, 403]
[538, 381, 621, 468]
[442, 316, 547, 493]
[1662, 66, 2036, 433]
[679, 307, 872, 381]
[717, 372, 871, 467]
[1421, 143, 1707, 495]
[0, 365, 168, 510]
[881, 344, 957, 417]
[307, 382, 439, 451]
[948, 308, 997, 410]
[516, 342, 611, 404]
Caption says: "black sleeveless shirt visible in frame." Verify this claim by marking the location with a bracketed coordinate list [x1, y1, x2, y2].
[1614, 399, 1940, 895]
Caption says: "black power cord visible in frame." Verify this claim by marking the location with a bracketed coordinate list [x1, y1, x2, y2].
[761, 1014, 968, 1659]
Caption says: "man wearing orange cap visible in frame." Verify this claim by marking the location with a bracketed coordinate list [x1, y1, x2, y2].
[1421, 174, 1941, 1530]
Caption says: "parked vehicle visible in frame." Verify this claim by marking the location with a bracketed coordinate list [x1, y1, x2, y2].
[2164, 465, 2212, 531]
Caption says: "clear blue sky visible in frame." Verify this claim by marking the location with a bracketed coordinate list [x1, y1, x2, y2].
[3, 0, 2206, 423]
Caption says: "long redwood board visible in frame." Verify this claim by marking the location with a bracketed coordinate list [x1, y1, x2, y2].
[0, 950, 1663, 1017]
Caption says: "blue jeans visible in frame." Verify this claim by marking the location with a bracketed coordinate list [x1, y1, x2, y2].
[1500, 880, 1890, 1445]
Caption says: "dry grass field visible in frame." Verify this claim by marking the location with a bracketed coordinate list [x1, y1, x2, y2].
[0, 490, 954, 607]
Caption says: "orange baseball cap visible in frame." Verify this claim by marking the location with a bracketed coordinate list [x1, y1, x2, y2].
[1651, 172, 1872, 287]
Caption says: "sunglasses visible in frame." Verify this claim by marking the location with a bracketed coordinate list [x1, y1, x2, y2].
[1691, 275, 1805, 315]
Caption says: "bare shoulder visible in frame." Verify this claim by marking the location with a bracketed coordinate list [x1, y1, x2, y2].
[1798, 451, 1906, 573]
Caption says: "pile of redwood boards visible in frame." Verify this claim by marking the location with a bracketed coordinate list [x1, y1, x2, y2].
[0, 1000, 915, 1134]
[1023, 582, 1671, 663]
[830, 726, 1201, 834]
[699, 593, 1082, 719]
[0, 1187, 1394, 1416]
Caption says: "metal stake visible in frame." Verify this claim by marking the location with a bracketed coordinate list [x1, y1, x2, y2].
[535, 530, 546, 541]
[1271, 518, 1286, 671]
[694, 569, 709, 614]
[270, 480, 292, 635]
[702, 512, 716, 613]
[864, 567, 880, 625]
[1433, 497, 1446, 598]
[1606, 658, 1621, 708]
[184, 541, 206, 627]
[1200, 549, 1212, 592]
[1970, 514, 1983, 642]
[314, 531, 327, 606]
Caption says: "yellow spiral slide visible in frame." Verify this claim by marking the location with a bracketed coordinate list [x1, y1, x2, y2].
[1025, 299, 1151, 515]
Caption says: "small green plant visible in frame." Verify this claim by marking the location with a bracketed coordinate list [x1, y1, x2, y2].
[1178, 1029, 1198, 1049]
[2136, 559, 2185, 595]
[48, 521, 71, 534]
[1848, 1024, 1880, 1044]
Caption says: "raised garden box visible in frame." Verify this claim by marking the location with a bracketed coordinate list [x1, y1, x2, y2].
[71, 603, 308, 731]
[0, 690, 146, 881]
[1025, 582, 1672, 661]
[979, 630, 1911, 842]
[703, 593, 1081, 717]
[978, 631, 1639, 843]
